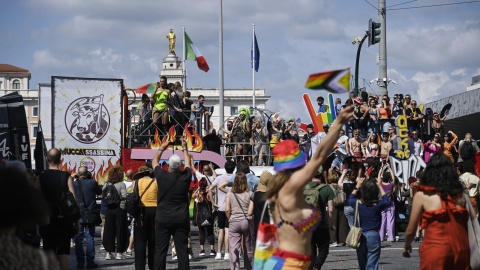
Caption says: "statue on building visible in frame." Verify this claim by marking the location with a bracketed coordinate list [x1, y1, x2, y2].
[166, 29, 176, 53]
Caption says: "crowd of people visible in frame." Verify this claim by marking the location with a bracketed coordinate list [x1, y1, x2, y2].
[1, 91, 480, 270]
[133, 76, 213, 145]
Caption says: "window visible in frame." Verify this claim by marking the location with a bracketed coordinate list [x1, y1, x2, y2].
[32, 125, 38, 138]
[12, 79, 20, 89]
[230, 106, 238, 115]
[32, 106, 39, 117]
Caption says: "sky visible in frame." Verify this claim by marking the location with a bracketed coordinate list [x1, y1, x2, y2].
[1, 0, 479, 122]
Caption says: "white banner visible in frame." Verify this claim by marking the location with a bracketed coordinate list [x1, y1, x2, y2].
[52, 77, 123, 184]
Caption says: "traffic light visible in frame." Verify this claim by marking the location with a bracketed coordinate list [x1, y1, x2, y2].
[368, 19, 381, 46]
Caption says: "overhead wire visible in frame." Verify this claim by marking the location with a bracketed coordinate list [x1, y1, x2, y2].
[388, 0, 480, 10]
[387, 0, 419, 8]
[364, 0, 378, 10]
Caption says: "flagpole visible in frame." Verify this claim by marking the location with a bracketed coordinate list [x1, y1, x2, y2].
[252, 22, 256, 109]
[183, 26, 186, 93]
[219, 0, 224, 129]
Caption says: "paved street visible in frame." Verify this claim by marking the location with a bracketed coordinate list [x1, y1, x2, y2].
[69, 225, 421, 269]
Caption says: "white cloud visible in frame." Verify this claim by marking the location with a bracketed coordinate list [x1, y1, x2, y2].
[411, 71, 450, 102]
[32, 50, 62, 68]
[5, 0, 477, 120]
[451, 68, 467, 77]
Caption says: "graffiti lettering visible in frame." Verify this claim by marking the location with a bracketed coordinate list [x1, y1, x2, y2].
[395, 115, 410, 159]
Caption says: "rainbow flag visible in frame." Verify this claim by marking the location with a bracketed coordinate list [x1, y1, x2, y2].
[305, 68, 350, 93]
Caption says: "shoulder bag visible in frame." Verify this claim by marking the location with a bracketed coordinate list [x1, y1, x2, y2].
[345, 200, 362, 249]
[77, 179, 101, 225]
[253, 200, 278, 270]
[233, 192, 249, 219]
[126, 178, 155, 218]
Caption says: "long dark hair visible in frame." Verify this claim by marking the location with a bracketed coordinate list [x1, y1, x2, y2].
[359, 179, 380, 206]
[421, 153, 464, 199]
[231, 172, 249, 194]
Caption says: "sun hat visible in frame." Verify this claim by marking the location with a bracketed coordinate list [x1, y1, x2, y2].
[273, 139, 307, 171]
[257, 171, 273, 192]
[133, 167, 153, 180]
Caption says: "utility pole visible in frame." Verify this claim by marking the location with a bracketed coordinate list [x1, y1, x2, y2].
[219, 0, 224, 129]
[378, 0, 388, 96]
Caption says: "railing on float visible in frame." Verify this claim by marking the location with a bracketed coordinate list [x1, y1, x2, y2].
[126, 106, 281, 166]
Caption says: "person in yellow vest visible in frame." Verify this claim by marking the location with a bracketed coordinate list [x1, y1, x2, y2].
[133, 166, 158, 270]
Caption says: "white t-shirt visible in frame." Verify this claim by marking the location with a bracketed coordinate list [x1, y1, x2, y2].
[195, 171, 216, 185]
[210, 174, 232, 211]
[460, 172, 480, 197]
[124, 180, 134, 193]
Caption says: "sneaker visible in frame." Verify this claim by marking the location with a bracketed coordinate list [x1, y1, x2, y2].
[215, 253, 222, 260]
[116, 253, 126, 260]
[210, 249, 216, 256]
[105, 253, 113, 260]
[224, 253, 230, 260]
[329, 242, 339, 247]
[172, 256, 177, 260]
[199, 250, 205, 256]
[189, 254, 193, 260]
[126, 249, 132, 256]
[77, 265, 84, 269]
[86, 262, 98, 269]
[99, 245, 105, 250]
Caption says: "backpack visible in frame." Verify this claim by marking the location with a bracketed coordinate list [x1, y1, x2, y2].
[331, 185, 346, 207]
[304, 183, 328, 210]
[102, 183, 121, 209]
[41, 171, 80, 222]
[460, 141, 475, 161]
[196, 193, 213, 226]
[55, 184, 81, 221]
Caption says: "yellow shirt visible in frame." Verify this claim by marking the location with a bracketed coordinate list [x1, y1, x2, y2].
[153, 90, 169, 111]
[138, 177, 158, 207]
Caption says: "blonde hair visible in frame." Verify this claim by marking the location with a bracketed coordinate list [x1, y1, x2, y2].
[265, 170, 294, 199]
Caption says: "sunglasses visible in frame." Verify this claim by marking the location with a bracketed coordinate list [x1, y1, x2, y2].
[412, 133, 418, 135]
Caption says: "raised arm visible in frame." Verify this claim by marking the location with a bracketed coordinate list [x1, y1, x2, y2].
[284, 105, 354, 192]
[152, 140, 170, 170]
[338, 169, 348, 186]
[182, 139, 191, 169]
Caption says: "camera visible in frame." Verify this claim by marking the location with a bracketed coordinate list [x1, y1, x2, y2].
[168, 139, 182, 146]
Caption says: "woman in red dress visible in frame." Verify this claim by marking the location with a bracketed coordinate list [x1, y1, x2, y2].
[403, 153, 470, 269]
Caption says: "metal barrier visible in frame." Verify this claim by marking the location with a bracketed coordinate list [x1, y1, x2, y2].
[127, 106, 284, 166]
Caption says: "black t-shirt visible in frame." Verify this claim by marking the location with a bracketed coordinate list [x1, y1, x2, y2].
[185, 99, 193, 113]
[343, 182, 356, 198]
[154, 167, 192, 224]
[203, 134, 222, 154]
[252, 191, 269, 232]
[38, 170, 71, 218]
[406, 108, 422, 126]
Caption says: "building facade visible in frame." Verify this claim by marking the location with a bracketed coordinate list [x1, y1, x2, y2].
[0, 64, 38, 166]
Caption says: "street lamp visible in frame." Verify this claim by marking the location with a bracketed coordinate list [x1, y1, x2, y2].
[353, 32, 369, 97]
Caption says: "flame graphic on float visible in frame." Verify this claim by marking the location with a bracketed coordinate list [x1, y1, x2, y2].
[58, 157, 118, 185]
[150, 124, 204, 152]
[58, 158, 77, 175]
[95, 158, 119, 185]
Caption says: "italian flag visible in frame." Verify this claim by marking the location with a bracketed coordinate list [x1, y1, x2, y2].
[185, 32, 210, 72]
